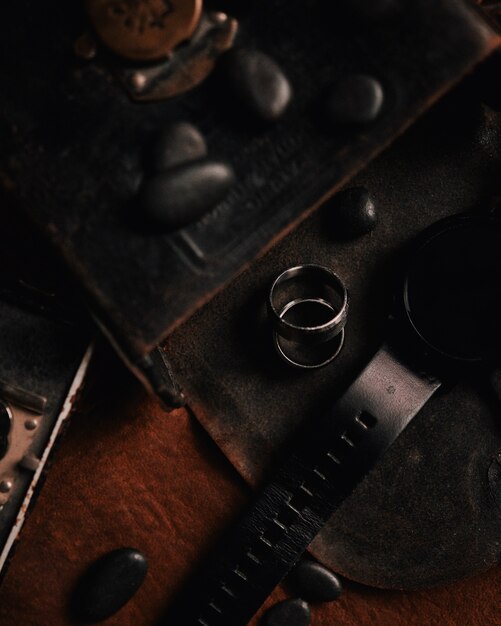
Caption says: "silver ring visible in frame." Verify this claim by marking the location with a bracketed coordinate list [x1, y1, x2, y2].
[273, 298, 346, 369]
[268, 264, 349, 345]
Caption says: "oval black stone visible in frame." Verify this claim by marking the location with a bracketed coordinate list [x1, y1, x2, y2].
[139, 160, 235, 230]
[263, 599, 311, 626]
[288, 559, 343, 603]
[72, 548, 148, 622]
[224, 48, 292, 121]
[326, 74, 384, 125]
[326, 186, 377, 239]
[153, 122, 207, 172]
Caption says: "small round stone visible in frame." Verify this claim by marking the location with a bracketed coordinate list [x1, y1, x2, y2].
[326, 74, 384, 125]
[140, 160, 234, 231]
[153, 122, 207, 172]
[263, 599, 311, 626]
[224, 48, 292, 121]
[288, 560, 343, 603]
[72, 548, 148, 622]
[326, 186, 378, 239]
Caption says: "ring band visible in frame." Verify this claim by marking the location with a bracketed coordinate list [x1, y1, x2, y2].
[274, 315, 345, 369]
[268, 264, 349, 345]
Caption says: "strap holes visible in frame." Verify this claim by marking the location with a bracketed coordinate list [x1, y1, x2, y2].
[356, 411, 378, 429]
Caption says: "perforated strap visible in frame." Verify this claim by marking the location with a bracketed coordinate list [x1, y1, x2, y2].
[163, 346, 440, 626]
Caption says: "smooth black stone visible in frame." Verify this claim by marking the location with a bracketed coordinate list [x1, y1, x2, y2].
[72, 548, 148, 623]
[263, 599, 311, 626]
[153, 122, 207, 172]
[140, 160, 235, 230]
[327, 186, 377, 239]
[225, 48, 292, 121]
[288, 559, 343, 603]
[326, 74, 384, 125]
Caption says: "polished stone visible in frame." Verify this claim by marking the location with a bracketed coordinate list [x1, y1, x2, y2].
[140, 160, 234, 230]
[288, 559, 343, 602]
[263, 598, 311, 626]
[326, 74, 384, 125]
[72, 548, 148, 622]
[326, 186, 378, 239]
[153, 122, 207, 172]
[225, 48, 292, 121]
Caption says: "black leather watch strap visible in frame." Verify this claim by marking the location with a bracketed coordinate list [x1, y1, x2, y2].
[165, 346, 440, 626]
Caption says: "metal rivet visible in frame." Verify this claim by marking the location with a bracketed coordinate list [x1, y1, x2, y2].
[130, 72, 148, 92]
[24, 419, 39, 431]
[211, 11, 228, 24]
[0, 480, 13, 493]
[74, 33, 98, 60]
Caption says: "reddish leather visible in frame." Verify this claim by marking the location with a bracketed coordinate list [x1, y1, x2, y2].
[0, 356, 499, 626]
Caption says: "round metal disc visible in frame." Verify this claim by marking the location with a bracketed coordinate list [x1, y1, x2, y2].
[86, 0, 203, 61]
[403, 214, 501, 363]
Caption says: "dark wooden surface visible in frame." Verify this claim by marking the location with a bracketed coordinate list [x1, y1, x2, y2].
[0, 354, 499, 626]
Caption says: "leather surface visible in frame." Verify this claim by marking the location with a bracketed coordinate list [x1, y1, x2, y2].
[162, 348, 440, 625]
[0, 350, 499, 625]
[165, 92, 501, 589]
[0, 0, 498, 366]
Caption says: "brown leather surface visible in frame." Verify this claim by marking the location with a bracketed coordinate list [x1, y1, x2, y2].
[0, 351, 499, 626]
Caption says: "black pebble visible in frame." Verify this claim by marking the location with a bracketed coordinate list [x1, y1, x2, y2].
[326, 186, 377, 239]
[153, 122, 207, 172]
[326, 74, 384, 125]
[72, 548, 148, 622]
[263, 599, 311, 626]
[288, 559, 343, 603]
[140, 160, 235, 230]
[224, 48, 292, 121]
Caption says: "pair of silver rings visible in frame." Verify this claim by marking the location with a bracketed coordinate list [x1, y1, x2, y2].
[268, 264, 349, 369]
